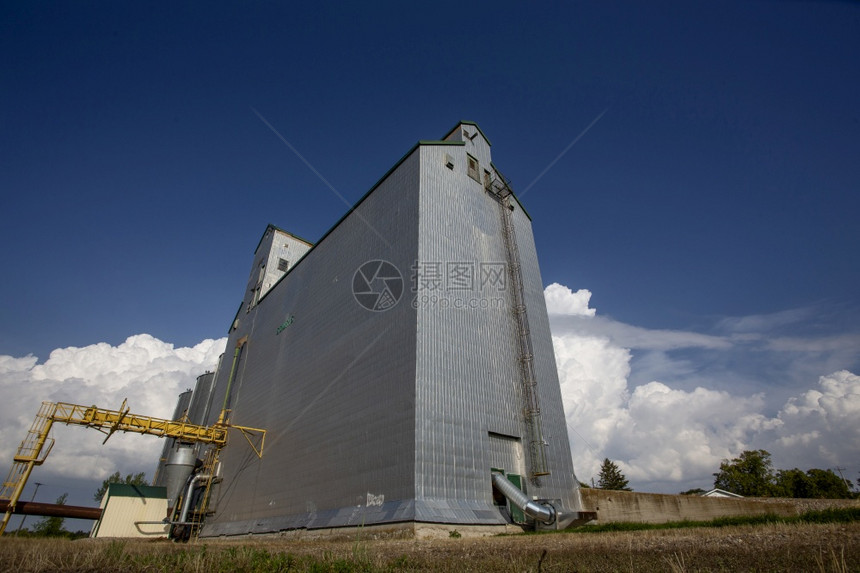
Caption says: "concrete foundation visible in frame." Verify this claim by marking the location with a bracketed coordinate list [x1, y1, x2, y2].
[205, 521, 523, 542]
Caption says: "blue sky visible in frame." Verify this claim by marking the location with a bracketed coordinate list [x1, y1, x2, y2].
[1, 2, 859, 511]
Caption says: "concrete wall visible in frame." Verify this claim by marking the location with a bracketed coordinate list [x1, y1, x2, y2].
[581, 489, 798, 524]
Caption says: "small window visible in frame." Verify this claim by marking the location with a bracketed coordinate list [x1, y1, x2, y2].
[467, 154, 480, 182]
[247, 286, 261, 312]
[278, 258, 289, 272]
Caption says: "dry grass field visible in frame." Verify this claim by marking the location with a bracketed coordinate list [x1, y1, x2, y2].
[1, 520, 858, 572]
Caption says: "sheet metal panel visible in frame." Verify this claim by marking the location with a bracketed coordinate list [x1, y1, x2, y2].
[187, 372, 216, 427]
[153, 390, 192, 487]
[487, 433, 526, 477]
[415, 139, 583, 513]
[261, 230, 313, 298]
[415, 143, 522, 511]
[203, 150, 421, 536]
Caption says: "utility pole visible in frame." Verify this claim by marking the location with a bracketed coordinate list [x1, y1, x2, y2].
[14, 482, 42, 536]
[834, 466, 851, 491]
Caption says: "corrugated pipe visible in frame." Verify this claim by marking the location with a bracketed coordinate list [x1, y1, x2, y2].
[178, 474, 210, 525]
[491, 472, 555, 525]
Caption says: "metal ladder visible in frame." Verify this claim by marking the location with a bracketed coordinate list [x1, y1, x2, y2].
[0, 402, 56, 534]
[487, 173, 550, 482]
[190, 445, 222, 540]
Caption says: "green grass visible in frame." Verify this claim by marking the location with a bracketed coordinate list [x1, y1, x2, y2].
[561, 506, 860, 534]
[1, 509, 858, 572]
[798, 507, 860, 524]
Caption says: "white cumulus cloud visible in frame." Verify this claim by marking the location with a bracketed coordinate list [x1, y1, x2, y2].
[546, 283, 860, 492]
[552, 330, 768, 488]
[0, 335, 226, 488]
[544, 283, 596, 317]
[768, 370, 860, 470]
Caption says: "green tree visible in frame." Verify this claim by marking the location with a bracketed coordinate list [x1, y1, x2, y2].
[774, 468, 852, 498]
[597, 458, 632, 491]
[94, 471, 148, 502]
[713, 450, 777, 497]
[806, 469, 852, 498]
[32, 493, 68, 537]
[775, 468, 814, 498]
[679, 488, 706, 496]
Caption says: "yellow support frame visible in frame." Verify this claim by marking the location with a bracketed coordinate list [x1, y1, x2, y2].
[0, 400, 266, 536]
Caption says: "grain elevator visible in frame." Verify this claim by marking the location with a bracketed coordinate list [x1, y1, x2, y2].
[162, 122, 589, 537]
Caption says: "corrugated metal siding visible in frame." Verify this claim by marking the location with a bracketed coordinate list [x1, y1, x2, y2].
[416, 143, 522, 512]
[415, 138, 583, 512]
[261, 231, 313, 297]
[153, 390, 192, 487]
[187, 372, 216, 426]
[487, 433, 526, 477]
[203, 149, 421, 536]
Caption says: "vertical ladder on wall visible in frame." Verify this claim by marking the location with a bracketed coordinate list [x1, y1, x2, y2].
[0, 402, 56, 534]
[487, 173, 550, 482]
[193, 445, 222, 538]
[169, 444, 221, 541]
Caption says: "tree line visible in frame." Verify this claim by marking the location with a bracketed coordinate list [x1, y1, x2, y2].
[589, 452, 856, 499]
[712, 450, 854, 498]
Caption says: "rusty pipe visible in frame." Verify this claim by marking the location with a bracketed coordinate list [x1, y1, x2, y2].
[0, 500, 102, 520]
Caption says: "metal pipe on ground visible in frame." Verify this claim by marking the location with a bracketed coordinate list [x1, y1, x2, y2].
[491, 472, 555, 525]
[0, 500, 102, 520]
